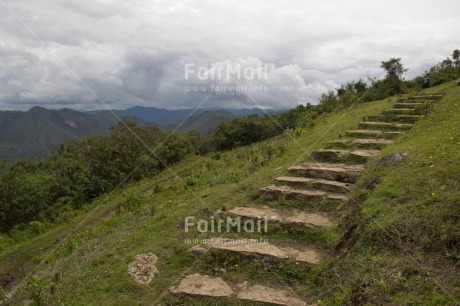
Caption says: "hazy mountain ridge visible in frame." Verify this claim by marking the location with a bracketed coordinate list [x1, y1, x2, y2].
[162, 110, 236, 134]
[86, 106, 285, 125]
[0, 106, 285, 162]
[0, 107, 119, 162]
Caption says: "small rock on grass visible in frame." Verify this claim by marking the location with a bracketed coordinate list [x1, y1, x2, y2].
[127, 253, 159, 285]
[377, 152, 407, 165]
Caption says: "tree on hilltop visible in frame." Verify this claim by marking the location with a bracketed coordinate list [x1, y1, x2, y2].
[381, 57, 408, 94]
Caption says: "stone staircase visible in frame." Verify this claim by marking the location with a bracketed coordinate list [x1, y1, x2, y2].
[170, 94, 442, 305]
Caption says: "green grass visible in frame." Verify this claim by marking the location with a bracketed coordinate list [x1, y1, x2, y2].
[320, 81, 460, 305]
[1, 83, 459, 305]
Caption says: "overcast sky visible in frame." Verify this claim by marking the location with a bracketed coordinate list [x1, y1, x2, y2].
[0, 0, 459, 111]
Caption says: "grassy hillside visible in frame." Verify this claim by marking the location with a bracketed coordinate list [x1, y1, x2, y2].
[324, 81, 460, 305]
[1, 81, 459, 304]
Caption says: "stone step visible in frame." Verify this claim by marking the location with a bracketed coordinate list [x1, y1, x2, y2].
[359, 121, 413, 131]
[367, 114, 421, 123]
[382, 108, 417, 115]
[288, 163, 364, 183]
[350, 138, 393, 149]
[311, 149, 379, 163]
[275, 176, 353, 193]
[325, 138, 393, 150]
[412, 94, 443, 100]
[393, 102, 424, 109]
[200, 238, 324, 264]
[396, 98, 418, 103]
[345, 129, 404, 139]
[261, 185, 348, 201]
[170, 274, 306, 306]
[229, 206, 336, 228]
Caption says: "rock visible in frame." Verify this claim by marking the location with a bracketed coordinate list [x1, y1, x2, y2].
[260, 185, 348, 201]
[187, 244, 208, 258]
[169, 273, 234, 297]
[276, 176, 353, 193]
[229, 206, 335, 228]
[201, 238, 323, 264]
[288, 163, 364, 183]
[127, 253, 159, 285]
[171, 275, 306, 305]
[237, 282, 306, 306]
[377, 152, 407, 165]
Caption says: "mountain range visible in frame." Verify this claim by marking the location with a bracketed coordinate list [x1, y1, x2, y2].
[86, 106, 281, 125]
[0, 106, 285, 162]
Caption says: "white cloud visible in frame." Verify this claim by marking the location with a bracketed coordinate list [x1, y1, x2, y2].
[0, 0, 459, 111]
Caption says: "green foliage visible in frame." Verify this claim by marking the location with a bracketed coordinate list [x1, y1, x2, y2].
[381, 57, 407, 82]
[207, 114, 280, 151]
[452, 49, 460, 67]
[0, 120, 199, 234]
[406, 49, 460, 90]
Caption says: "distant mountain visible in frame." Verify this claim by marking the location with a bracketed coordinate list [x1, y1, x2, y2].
[164, 110, 236, 135]
[0, 107, 120, 162]
[0, 106, 288, 162]
[86, 107, 286, 125]
[86, 106, 196, 125]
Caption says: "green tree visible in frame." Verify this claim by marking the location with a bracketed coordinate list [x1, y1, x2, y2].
[381, 57, 408, 94]
[440, 58, 453, 69]
[452, 49, 460, 67]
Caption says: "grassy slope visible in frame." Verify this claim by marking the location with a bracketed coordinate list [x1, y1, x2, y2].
[1, 82, 459, 304]
[320, 81, 460, 305]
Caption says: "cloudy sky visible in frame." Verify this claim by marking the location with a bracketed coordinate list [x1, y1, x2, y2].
[0, 0, 459, 111]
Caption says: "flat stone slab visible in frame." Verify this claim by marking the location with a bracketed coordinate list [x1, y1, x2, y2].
[237, 282, 306, 306]
[383, 108, 417, 115]
[351, 138, 393, 146]
[350, 149, 380, 158]
[345, 129, 405, 139]
[127, 253, 159, 285]
[275, 176, 353, 193]
[289, 163, 364, 183]
[229, 206, 335, 228]
[171, 274, 306, 305]
[311, 149, 350, 161]
[393, 102, 424, 109]
[412, 94, 443, 100]
[359, 121, 414, 131]
[367, 115, 421, 123]
[201, 238, 323, 264]
[326, 138, 393, 150]
[312, 149, 379, 162]
[261, 185, 348, 201]
[170, 273, 233, 297]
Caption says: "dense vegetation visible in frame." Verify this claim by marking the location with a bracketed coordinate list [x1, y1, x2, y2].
[0, 122, 199, 234]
